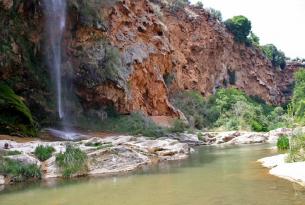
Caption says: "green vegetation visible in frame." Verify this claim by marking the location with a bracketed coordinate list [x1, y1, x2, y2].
[34, 145, 55, 161]
[168, 120, 189, 133]
[4, 150, 22, 156]
[0, 159, 41, 181]
[98, 112, 166, 138]
[171, 88, 292, 132]
[56, 144, 87, 178]
[85, 142, 113, 149]
[225, 16, 252, 43]
[261, 44, 286, 69]
[277, 136, 290, 150]
[290, 69, 305, 123]
[248, 32, 260, 47]
[286, 134, 305, 163]
[0, 83, 37, 137]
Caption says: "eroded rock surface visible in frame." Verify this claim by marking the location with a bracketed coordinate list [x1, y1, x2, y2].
[0, 135, 190, 180]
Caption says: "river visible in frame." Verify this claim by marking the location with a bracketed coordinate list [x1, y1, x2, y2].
[0, 144, 304, 205]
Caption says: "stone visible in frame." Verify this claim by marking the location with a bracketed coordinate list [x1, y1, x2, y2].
[0, 175, 5, 185]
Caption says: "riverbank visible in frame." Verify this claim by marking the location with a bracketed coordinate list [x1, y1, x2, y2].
[0, 127, 301, 187]
[0, 135, 190, 185]
[259, 154, 305, 186]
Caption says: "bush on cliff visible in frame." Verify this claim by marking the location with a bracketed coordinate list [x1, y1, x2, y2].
[0, 83, 37, 137]
[261, 44, 286, 69]
[225, 15, 252, 43]
[290, 69, 305, 123]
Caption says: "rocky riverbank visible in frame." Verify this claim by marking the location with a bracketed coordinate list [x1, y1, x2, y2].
[0, 135, 190, 185]
[0, 127, 302, 187]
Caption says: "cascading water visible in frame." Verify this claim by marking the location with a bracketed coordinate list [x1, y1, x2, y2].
[43, 0, 66, 120]
[43, 0, 86, 140]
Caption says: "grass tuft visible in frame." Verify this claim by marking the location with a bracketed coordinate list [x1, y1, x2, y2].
[56, 144, 87, 178]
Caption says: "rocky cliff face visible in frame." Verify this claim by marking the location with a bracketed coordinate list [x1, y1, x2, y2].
[0, 0, 299, 123]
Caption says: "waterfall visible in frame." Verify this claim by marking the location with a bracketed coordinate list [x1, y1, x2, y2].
[43, 0, 67, 119]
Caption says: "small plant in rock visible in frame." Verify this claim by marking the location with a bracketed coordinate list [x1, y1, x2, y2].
[276, 136, 289, 150]
[56, 144, 87, 178]
[85, 142, 113, 149]
[0, 159, 41, 182]
[4, 150, 21, 156]
[34, 145, 55, 161]
[197, 132, 204, 141]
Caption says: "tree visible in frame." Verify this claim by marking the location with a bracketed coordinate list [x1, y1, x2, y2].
[248, 31, 260, 46]
[261, 44, 286, 69]
[224, 15, 252, 43]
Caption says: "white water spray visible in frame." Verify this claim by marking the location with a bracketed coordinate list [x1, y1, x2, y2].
[43, 0, 67, 119]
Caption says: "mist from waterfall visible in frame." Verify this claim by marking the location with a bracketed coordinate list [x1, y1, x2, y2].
[43, 0, 67, 120]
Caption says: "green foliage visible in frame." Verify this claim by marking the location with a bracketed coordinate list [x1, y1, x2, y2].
[261, 44, 286, 69]
[0, 159, 41, 181]
[248, 31, 260, 46]
[4, 150, 22, 156]
[286, 134, 305, 163]
[170, 91, 219, 129]
[291, 69, 305, 123]
[0, 83, 37, 137]
[85, 142, 113, 149]
[225, 16, 252, 43]
[34, 145, 55, 161]
[169, 120, 188, 133]
[99, 113, 166, 138]
[56, 144, 87, 178]
[206, 8, 223, 21]
[171, 88, 291, 132]
[277, 136, 290, 150]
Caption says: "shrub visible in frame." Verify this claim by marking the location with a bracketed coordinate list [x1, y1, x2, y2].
[291, 69, 305, 123]
[195, 1, 203, 8]
[248, 31, 260, 47]
[0, 159, 41, 181]
[4, 150, 22, 156]
[85, 142, 113, 149]
[34, 145, 55, 161]
[261, 44, 286, 69]
[170, 91, 220, 129]
[56, 144, 87, 177]
[168, 119, 188, 133]
[286, 134, 305, 163]
[99, 112, 166, 138]
[225, 15, 252, 43]
[277, 136, 289, 150]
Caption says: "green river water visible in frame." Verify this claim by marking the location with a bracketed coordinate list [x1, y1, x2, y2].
[1, 145, 305, 205]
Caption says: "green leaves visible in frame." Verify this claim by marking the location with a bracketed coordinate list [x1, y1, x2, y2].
[261, 44, 286, 69]
[225, 15, 252, 43]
